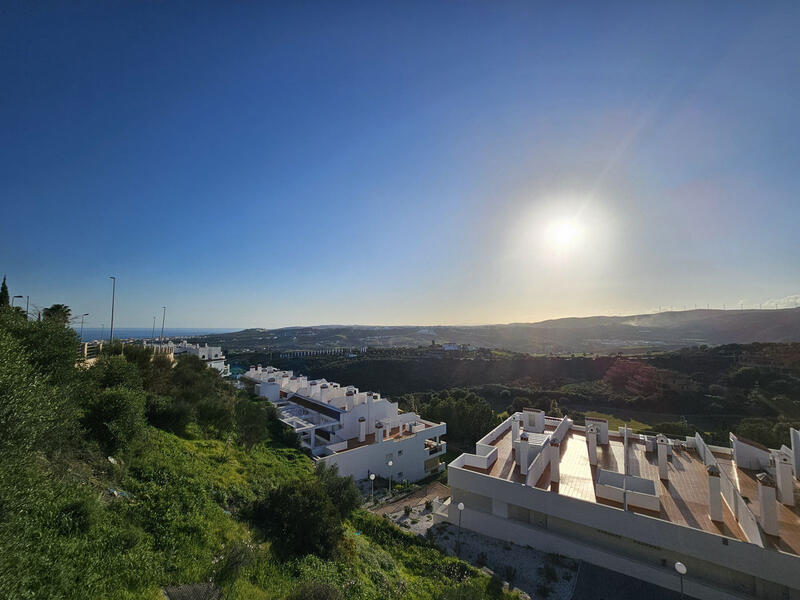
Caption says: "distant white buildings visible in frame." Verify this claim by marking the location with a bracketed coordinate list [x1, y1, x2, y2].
[172, 341, 230, 376]
[433, 410, 800, 600]
[241, 365, 446, 483]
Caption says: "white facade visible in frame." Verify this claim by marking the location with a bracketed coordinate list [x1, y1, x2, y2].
[241, 365, 446, 482]
[172, 340, 230, 376]
[436, 412, 800, 600]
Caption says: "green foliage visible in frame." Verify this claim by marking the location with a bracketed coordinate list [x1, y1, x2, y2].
[315, 462, 361, 520]
[287, 580, 343, 600]
[418, 389, 499, 445]
[43, 303, 72, 324]
[83, 387, 147, 454]
[0, 328, 72, 455]
[0, 275, 8, 306]
[91, 355, 144, 390]
[253, 479, 343, 559]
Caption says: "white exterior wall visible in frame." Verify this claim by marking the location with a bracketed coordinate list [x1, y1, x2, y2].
[446, 463, 800, 599]
[319, 421, 446, 482]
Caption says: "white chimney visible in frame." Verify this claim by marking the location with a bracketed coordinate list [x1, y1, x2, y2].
[657, 434, 669, 481]
[358, 417, 366, 443]
[512, 416, 520, 442]
[587, 424, 598, 466]
[775, 453, 795, 506]
[707, 464, 723, 522]
[518, 433, 529, 476]
[757, 472, 779, 536]
[550, 439, 560, 484]
[375, 423, 384, 444]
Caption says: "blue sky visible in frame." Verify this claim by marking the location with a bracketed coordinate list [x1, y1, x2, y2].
[1, 1, 798, 328]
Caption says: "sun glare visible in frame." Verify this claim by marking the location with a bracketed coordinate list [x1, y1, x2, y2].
[546, 219, 582, 249]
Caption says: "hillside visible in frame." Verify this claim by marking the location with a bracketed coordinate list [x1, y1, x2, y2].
[194, 308, 800, 355]
[0, 307, 516, 600]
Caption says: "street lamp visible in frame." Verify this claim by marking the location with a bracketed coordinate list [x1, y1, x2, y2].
[108, 276, 116, 342]
[11, 295, 22, 307]
[159, 306, 166, 349]
[675, 561, 687, 599]
[456, 502, 465, 557]
[369, 473, 376, 503]
[388, 460, 394, 495]
[79, 313, 89, 342]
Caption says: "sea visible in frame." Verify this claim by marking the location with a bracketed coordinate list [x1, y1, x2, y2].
[75, 327, 237, 343]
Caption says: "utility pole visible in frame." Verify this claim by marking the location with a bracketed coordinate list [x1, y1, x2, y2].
[151, 316, 156, 341]
[108, 276, 116, 342]
[159, 306, 166, 349]
[25, 296, 29, 318]
[79, 313, 89, 342]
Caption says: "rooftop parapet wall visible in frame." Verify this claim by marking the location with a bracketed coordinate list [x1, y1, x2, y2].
[447, 460, 800, 590]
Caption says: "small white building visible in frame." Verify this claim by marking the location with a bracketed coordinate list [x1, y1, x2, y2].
[435, 411, 800, 600]
[172, 341, 230, 376]
[241, 365, 446, 482]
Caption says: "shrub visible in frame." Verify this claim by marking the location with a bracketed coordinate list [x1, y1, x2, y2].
[404, 505, 412, 516]
[315, 462, 361, 520]
[252, 479, 342, 558]
[83, 387, 146, 453]
[91, 355, 143, 390]
[425, 499, 433, 511]
[287, 580, 342, 600]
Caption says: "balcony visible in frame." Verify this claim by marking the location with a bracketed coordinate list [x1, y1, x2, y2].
[426, 440, 446, 457]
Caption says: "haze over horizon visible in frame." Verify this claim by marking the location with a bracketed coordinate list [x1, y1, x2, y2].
[3, 2, 799, 329]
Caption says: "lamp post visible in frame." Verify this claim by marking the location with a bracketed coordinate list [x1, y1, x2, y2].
[387, 460, 393, 495]
[79, 313, 89, 342]
[151, 315, 156, 341]
[369, 473, 375, 504]
[108, 276, 116, 342]
[25, 296, 29, 318]
[11, 295, 22, 307]
[159, 306, 166, 350]
[456, 502, 465, 557]
[675, 561, 687, 599]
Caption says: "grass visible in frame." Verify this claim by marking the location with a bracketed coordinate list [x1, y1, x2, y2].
[581, 410, 651, 432]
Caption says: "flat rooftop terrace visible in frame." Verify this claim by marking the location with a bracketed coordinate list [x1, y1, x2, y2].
[717, 456, 800, 555]
[464, 426, 750, 543]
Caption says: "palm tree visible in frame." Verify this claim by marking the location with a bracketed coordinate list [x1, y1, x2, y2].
[43, 304, 72, 324]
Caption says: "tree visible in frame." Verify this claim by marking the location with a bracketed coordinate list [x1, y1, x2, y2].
[0, 275, 9, 306]
[235, 399, 274, 449]
[91, 355, 143, 390]
[43, 304, 71, 324]
[315, 462, 361, 519]
[253, 479, 343, 558]
[0, 329, 72, 455]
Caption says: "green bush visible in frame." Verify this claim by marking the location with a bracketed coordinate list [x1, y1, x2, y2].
[83, 387, 146, 454]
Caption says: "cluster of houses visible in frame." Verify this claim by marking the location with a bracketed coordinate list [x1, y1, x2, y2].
[239, 361, 800, 599]
[240, 365, 446, 483]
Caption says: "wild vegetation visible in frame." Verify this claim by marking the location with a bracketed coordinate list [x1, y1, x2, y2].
[0, 299, 516, 600]
[260, 343, 800, 449]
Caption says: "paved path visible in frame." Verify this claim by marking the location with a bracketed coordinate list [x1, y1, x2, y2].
[372, 481, 450, 515]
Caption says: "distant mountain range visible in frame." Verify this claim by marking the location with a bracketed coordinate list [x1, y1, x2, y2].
[194, 308, 800, 355]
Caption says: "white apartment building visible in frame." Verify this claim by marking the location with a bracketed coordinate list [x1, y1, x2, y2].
[172, 341, 230, 376]
[242, 365, 446, 482]
[435, 409, 800, 600]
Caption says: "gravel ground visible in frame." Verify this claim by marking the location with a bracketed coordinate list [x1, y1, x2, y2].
[385, 504, 579, 600]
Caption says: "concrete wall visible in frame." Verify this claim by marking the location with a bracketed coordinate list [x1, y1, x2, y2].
[446, 462, 800, 594]
[319, 421, 446, 482]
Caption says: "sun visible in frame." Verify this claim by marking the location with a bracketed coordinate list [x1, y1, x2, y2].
[546, 219, 582, 249]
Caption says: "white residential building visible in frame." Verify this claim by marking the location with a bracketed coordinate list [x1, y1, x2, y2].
[172, 341, 230, 376]
[435, 409, 800, 600]
[242, 365, 446, 482]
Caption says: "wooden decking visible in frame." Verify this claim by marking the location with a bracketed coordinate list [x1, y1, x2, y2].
[464, 427, 747, 542]
[717, 457, 800, 555]
[342, 426, 416, 452]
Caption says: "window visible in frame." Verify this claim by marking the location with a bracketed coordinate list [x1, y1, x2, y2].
[397, 450, 403, 456]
